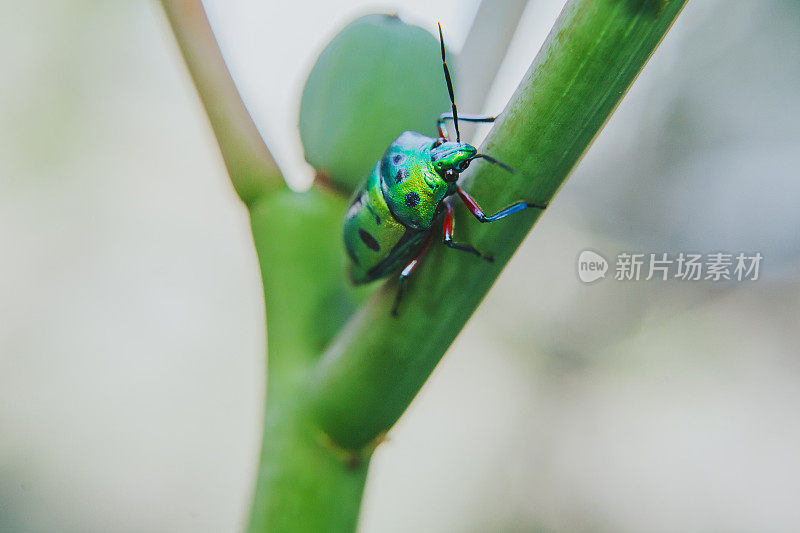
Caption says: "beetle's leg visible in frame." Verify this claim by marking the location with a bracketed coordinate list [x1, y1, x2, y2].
[436, 120, 448, 141]
[437, 113, 496, 141]
[440, 112, 496, 124]
[457, 185, 547, 223]
[442, 201, 493, 262]
[391, 231, 435, 317]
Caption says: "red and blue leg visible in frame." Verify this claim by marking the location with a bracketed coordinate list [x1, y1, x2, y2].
[442, 201, 493, 262]
[457, 185, 547, 222]
[392, 231, 434, 317]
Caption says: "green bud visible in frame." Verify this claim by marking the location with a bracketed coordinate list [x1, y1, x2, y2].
[299, 14, 451, 192]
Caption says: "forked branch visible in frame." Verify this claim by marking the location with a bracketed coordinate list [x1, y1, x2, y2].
[160, 0, 284, 205]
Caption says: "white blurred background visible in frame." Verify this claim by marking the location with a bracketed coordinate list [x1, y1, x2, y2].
[2, 0, 799, 531]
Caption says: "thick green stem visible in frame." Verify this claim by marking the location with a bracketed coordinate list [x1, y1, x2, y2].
[247, 189, 368, 531]
[308, 0, 688, 450]
[160, 0, 283, 205]
[159, 2, 366, 529]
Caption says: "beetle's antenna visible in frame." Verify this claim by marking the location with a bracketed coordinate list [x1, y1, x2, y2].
[473, 153, 515, 173]
[438, 22, 460, 142]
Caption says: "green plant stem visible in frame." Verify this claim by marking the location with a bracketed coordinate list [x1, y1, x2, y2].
[308, 0, 688, 450]
[160, 0, 283, 205]
[159, 2, 366, 529]
[247, 189, 368, 532]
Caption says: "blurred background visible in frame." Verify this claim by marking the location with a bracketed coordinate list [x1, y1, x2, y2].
[2, 0, 799, 531]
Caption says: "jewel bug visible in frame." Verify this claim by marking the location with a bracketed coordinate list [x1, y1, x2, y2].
[343, 23, 547, 315]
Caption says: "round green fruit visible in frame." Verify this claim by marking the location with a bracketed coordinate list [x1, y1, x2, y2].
[299, 14, 452, 192]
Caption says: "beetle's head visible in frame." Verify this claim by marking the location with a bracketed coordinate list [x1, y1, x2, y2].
[430, 141, 477, 182]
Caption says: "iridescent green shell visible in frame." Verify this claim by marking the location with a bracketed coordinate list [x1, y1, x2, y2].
[378, 131, 450, 230]
[344, 132, 446, 283]
[343, 131, 480, 284]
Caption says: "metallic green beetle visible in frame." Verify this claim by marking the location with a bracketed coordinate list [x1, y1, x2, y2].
[343, 23, 547, 315]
